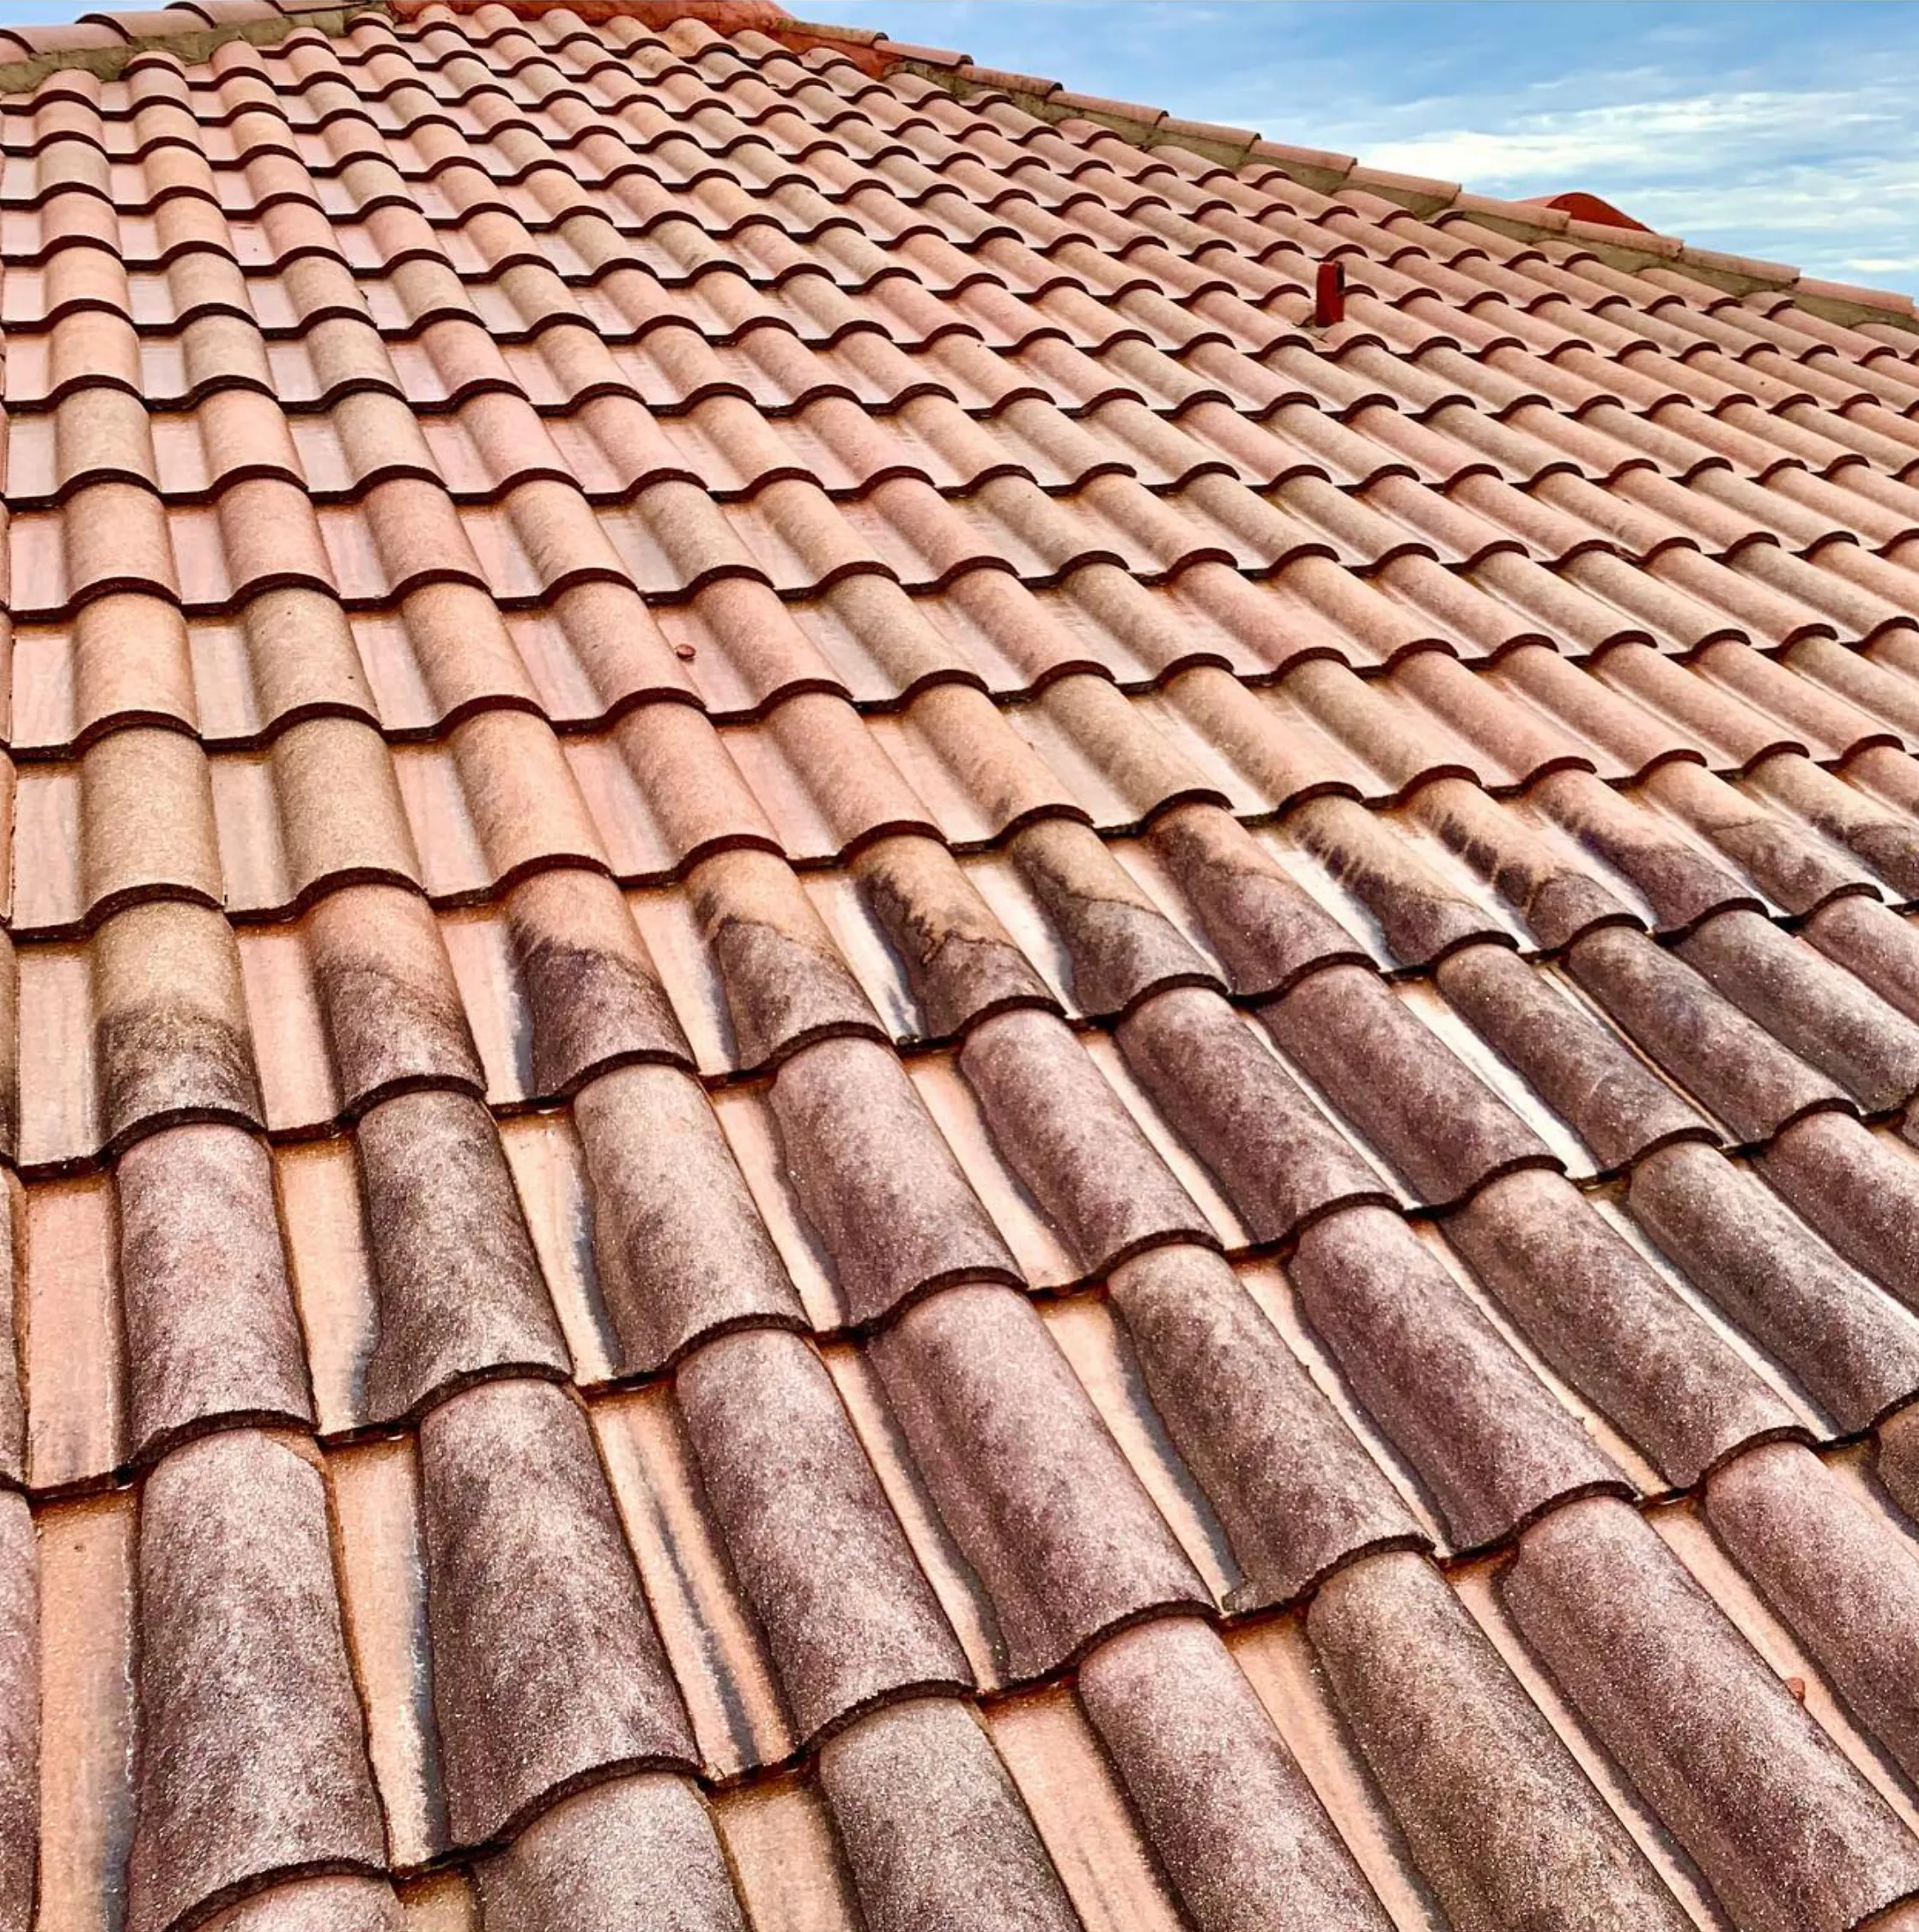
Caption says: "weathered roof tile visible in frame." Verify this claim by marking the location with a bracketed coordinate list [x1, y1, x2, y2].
[1504, 1493, 1919, 1932]
[128, 1430, 385, 1932]
[418, 1376, 696, 1845]
[676, 1327, 969, 1735]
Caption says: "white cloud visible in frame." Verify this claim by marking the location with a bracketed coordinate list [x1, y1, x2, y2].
[1321, 86, 1905, 185]
[1238, 70, 1919, 292]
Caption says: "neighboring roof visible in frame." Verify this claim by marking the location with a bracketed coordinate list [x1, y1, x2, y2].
[7, 1, 1919, 1929]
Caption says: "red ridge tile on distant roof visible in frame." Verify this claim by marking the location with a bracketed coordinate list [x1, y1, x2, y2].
[1522, 188, 1655, 232]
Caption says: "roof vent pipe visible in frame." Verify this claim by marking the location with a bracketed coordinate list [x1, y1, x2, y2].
[1314, 259, 1345, 326]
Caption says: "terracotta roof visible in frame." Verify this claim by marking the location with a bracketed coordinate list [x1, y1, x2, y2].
[8, 0, 1919, 1927]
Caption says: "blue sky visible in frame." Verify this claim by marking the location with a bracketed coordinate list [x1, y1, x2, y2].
[810, 2, 1919, 295]
[0, 0, 1909, 294]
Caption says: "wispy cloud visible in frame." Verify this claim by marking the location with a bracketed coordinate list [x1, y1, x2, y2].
[1349, 88, 1907, 180]
[1303, 72, 1919, 274]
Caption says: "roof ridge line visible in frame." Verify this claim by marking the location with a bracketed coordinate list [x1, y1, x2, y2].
[756, 12, 1917, 337]
[0, 0, 1910, 340]
[0, 0, 774, 92]
[0, 0, 386, 92]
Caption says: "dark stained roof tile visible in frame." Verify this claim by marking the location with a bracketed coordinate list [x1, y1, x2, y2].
[1117, 986, 1390, 1242]
[1645, 759, 1878, 915]
[850, 832, 1055, 1038]
[769, 1035, 1020, 1327]
[475, 1774, 746, 1932]
[356, 1088, 570, 1424]
[1629, 1139, 1919, 1429]
[1291, 1204, 1622, 1547]
[0, 945, 16, 1172]
[94, 898, 265, 1147]
[0, 1493, 33, 1932]
[1145, 801, 1369, 996]
[1281, 791, 1503, 969]
[1757, 1109, 1919, 1307]
[959, 1007, 1208, 1274]
[1078, 1616, 1394, 1932]
[1447, 1167, 1796, 1486]
[1676, 904, 1919, 1115]
[873, 1282, 1207, 1677]
[1263, 963, 1555, 1206]
[692, 843, 883, 1068]
[1005, 815, 1218, 1015]
[1435, 941, 1711, 1171]
[1804, 891, 1919, 1028]
[1529, 767, 1760, 933]
[0, 1193, 24, 1488]
[1503, 1493, 1919, 1932]
[574, 1060, 803, 1376]
[1308, 1549, 1691, 1932]
[417, 1376, 697, 1846]
[502, 866, 692, 1095]
[817, 1698, 1078, 1932]
[128, 1430, 385, 1932]
[1567, 922, 1846, 1141]
[1705, 1438, 1919, 1784]
[1108, 1242, 1420, 1606]
[116, 1124, 313, 1461]
[675, 1327, 970, 1738]
[305, 882, 487, 1108]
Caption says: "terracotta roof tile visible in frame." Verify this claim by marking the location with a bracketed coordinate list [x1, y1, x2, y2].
[416, 1375, 696, 1844]
[1504, 1493, 1919, 1932]
[115, 1122, 315, 1461]
[676, 1324, 971, 1735]
[476, 1772, 745, 1932]
[770, 1033, 1019, 1325]
[1705, 1437, 1919, 1784]
[12, 3, 1919, 1925]
[1108, 1241, 1419, 1606]
[1308, 1548, 1691, 1932]
[1447, 1164, 1796, 1485]
[1629, 1138, 1919, 1430]
[128, 1429, 386, 1932]
[817, 1697, 1078, 1932]
[1078, 1614, 1393, 1932]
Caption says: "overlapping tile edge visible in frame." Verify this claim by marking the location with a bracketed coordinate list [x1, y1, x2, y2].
[7, 5, 1919, 1932]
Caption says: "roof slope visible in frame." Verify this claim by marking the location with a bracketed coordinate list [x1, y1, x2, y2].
[6, 3, 1919, 1929]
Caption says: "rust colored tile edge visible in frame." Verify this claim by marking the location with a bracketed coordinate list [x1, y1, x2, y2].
[386, 0, 795, 26]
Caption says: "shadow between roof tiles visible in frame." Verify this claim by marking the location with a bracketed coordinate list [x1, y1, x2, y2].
[9, 6, 1919, 1932]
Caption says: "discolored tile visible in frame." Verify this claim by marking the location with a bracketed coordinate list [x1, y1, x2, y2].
[416, 1378, 697, 1847]
[127, 1430, 386, 1932]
